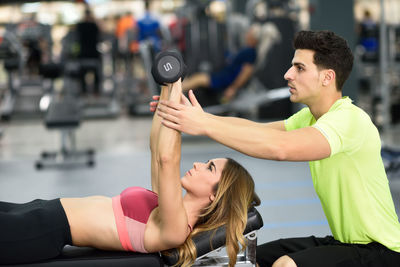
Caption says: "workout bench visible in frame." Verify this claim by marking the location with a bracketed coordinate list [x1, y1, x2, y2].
[9, 207, 263, 267]
[35, 97, 95, 170]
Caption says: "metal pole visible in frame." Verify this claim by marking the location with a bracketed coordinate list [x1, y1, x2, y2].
[379, 0, 391, 133]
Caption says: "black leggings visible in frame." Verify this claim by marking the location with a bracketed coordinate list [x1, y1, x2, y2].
[256, 235, 400, 267]
[0, 199, 72, 265]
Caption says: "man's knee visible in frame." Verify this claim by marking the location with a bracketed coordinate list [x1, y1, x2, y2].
[272, 255, 297, 267]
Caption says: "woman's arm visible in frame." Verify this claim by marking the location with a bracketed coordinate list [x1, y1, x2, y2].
[150, 87, 170, 194]
[156, 79, 189, 247]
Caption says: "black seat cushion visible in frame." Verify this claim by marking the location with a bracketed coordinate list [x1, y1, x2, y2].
[9, 246, 163, 267]
[45, 99, 81, 129]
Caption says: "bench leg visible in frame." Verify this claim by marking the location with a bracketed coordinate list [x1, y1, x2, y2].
[36, 128, 95, 170]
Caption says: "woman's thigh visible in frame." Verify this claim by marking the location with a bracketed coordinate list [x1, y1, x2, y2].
[0, 199, 71, 264]
[0, 200, 23, 212]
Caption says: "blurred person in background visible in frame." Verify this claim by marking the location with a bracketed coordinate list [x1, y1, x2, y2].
[137, 0, 162, 53]
[76, 6, 101, 96]
[181, 24, 262, 103]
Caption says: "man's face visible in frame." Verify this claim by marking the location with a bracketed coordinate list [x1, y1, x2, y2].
[284, 49, 324, 105]
[245, 29, 257, 47]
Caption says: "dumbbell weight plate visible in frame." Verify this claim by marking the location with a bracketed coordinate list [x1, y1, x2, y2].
[151, 49, 186, 85]
[156, 55, 181, 82]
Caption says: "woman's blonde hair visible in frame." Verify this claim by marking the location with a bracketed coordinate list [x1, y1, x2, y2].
[174, 158, 260, 267]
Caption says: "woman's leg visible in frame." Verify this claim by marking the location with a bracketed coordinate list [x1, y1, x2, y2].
[0, 200, 21, 212]
[0, 199, 72, 264]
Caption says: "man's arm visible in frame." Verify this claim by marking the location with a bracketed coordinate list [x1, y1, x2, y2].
[157, 91, 330, 161]
[222, 63, 254, 102]
[205, 114, 330, 161]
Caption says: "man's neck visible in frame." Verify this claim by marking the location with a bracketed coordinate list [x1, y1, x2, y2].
[308, 90, 342, 120]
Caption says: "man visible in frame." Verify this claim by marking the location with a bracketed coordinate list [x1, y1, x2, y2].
[76, 8, 101, 95]
[137, 0, 162, 52]
[154, 30, 400, 266]
[181, 24, 261, 103]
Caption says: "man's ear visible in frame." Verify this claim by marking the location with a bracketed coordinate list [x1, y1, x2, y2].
[322, 69, 335, 86]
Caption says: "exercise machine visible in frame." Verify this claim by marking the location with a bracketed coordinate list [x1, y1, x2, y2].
[60, 28, 120, 119]
[0, 22, 53, 120]
[127, 41, 160, 116]
[382, 146, 400, 179]
[202, 17, 296, 120]
[0, 30, 23, 120]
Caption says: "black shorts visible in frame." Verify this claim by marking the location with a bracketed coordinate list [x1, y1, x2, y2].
[0, 198, 72, 265]
[256, 235, 400, 267]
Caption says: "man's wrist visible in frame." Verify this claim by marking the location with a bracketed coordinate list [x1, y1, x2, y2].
[201, 112, 211, 136]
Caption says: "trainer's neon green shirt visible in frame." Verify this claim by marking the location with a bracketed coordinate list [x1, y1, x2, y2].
[285, 97, 400, 252]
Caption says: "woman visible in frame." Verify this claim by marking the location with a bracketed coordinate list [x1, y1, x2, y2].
[0, 79, 260, 267]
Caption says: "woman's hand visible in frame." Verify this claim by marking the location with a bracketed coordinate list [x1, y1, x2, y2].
[149, 92, 191, 112]
[149, 95, 160, 113]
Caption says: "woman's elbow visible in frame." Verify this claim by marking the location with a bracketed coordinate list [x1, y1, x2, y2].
[158, 153, 180, 166]
[161, 231, 187, 248]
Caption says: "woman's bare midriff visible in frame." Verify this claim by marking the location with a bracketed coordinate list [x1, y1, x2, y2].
[60, 196, 123, 251]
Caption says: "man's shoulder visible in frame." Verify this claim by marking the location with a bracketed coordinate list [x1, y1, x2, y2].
[319, 98, 375, 136]
[328, 98, 370, 122]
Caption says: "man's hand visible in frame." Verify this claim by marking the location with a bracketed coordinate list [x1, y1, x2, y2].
[220, 86, 237, 103]
[157, 90, 207, 136]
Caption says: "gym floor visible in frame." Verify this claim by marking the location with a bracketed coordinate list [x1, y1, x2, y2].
[0, 114, 400, 246]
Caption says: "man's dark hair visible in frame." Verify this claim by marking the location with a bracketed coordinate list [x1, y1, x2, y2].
[293, 30, 353, 91]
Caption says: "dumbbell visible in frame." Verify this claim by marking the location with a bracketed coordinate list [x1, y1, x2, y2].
[151, 49, 187, 85]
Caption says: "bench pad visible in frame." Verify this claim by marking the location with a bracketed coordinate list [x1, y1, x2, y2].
[10, 247, 163, 267]
[45, 99, 81, 128]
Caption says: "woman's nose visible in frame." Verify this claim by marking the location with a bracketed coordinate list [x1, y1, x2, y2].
[193, 162, 199, 170]
[193, 162, 204, 170]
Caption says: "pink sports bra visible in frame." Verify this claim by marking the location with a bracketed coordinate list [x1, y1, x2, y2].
[112, 187, 158, 253]
[112, 186, 193, 253]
